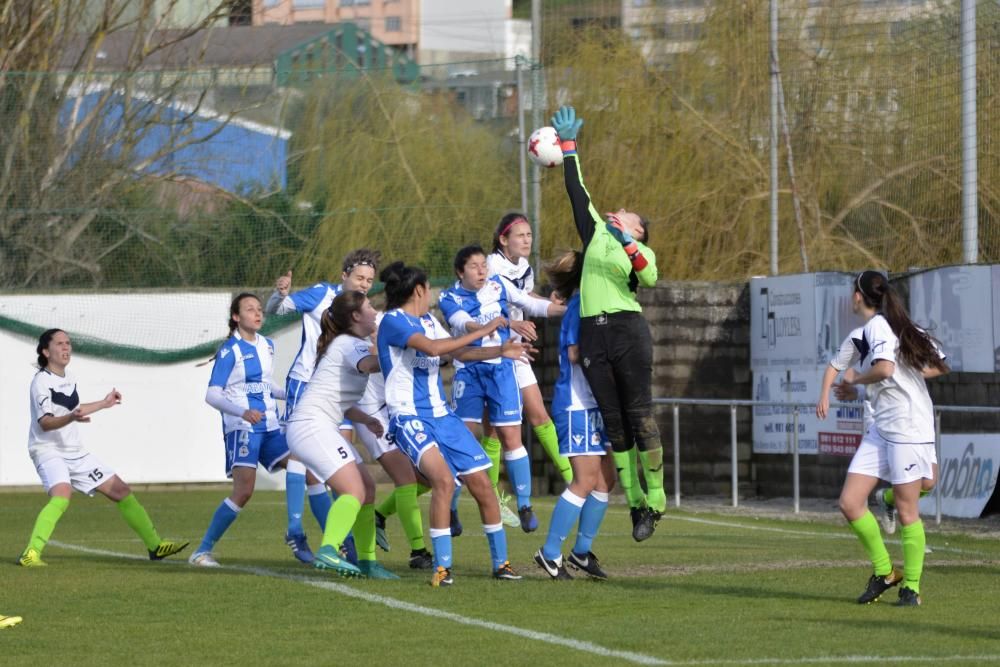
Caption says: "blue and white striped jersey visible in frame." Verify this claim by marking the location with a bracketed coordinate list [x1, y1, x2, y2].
[209, 332, 281, 434]
[378, 309, 452, 419]
[272, 281, 342, 383]
[438, 277, 511, 366]
[552, 293, 598, 415]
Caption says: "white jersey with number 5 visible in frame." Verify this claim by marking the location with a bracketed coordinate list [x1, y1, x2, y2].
[28, 368, 86, 464]
[288, 334, 373, 426]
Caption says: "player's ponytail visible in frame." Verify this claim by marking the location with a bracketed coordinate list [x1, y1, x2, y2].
[544, 250, 583, 302]
[381, 261, 429, 310]
[36, 328, 65, 369]
[316, 290, 367, 360]
[855, 271, 947, 374]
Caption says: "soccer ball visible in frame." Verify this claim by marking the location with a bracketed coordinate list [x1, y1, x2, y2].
[527, 126, 563, 168]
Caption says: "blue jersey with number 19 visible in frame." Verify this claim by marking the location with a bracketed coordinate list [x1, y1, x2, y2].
[378, 309, 451, 419]
[209, 332, 281, 434]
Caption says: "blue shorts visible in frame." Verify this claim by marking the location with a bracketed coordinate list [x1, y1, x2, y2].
[554, 408, 610, 457]
[452, 361, 522, 427]
[283, 378, 309, 421]
[389, 412, 491, 479]
[224, 429, 290, 478]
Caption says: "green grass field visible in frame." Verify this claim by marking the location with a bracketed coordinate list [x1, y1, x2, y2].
[3, 487, 1000, 666]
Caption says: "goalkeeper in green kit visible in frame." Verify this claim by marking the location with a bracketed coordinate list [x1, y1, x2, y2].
[551, 105, 666, 540]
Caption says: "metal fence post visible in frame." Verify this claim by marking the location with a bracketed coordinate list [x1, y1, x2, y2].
[731, 404, 738, 508]
[792, 407, 800, 514]
[673, 403, 681, 508]
[935, 409, 942, 526]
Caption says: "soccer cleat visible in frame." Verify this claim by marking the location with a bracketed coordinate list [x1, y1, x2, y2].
[0, 615, 23, 630]
[430, 565, 453, 587]
[874, 488, 897, 535]
[518, 505, 538, 533]
[314, 545, 363, 578]
[895, 586, 922, 607]
[631, 507, 660, 542]
[493, 560, 523, 581]
[149, 540, 190, 561]
[340, 534, 359, 565]
[188, 551, 221, 568]
[567, 550, 608, 580]
[497, 490, 520, 528]
[358, 560, 401, 580]
[450, 508, 463, 537]
[374, 510, 391, 552]
[285, 532, 314, 564]
[409, 548, 434, 570]
[856, 569, 903, 604]
[17, 548, 46, 568]
[534, 549, 572, 580]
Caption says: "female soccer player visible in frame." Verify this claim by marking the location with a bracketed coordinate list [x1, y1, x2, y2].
[551, 105, 665, 541]
[285, 291, 399, 579]
[189, 293, 310, 567]
[829, 270, 947, 606]
[378, 261, 528, 586]
[439, 245, 555, 533]
[535, 250, 617, 580]
[265, 248, 380, 562]
[18, 329, 188, 567]
[487, 213, 571, 497]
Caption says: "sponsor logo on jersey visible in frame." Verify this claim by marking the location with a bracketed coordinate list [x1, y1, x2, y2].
[240, 381, 271, 395]
[411, 356, 441, 370]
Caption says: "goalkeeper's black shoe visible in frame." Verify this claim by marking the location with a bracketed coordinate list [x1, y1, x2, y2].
[856, 569, 903, 604]
[408, 548, 434, 570]
[631, 507, 660, 542]
[567, 550, 608, 580]
[149, 541, 189, 561]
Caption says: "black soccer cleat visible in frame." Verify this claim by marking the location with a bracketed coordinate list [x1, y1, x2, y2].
[374, 510, 390, 552]
[409, 548, 434, 570]
[493, 560, 523, 581]
[567, 550, 608, 580]
[631, 507, 660, 542]
[534, 549, 573, 580]
[857, 569, 903, 604]
[894, 586, 922, 607]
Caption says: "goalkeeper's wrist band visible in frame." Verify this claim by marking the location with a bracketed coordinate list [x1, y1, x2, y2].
[624, 243, 649, 271]
[560, 140, 577, 154]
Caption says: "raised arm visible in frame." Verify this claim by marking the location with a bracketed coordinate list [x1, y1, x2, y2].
[552, 106, 602, 249]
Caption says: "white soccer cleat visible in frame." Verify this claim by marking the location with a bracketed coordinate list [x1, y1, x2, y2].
[188, 551, 221, 568]
[497, 490, 520, 528]
[874, 489, 897, 535]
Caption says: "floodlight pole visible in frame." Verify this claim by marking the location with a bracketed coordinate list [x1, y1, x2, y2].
[516, 57, 529, 216]
[531, 0, 543, 276]
[768, 0, 779, 275]
[961, 0, 978, 264]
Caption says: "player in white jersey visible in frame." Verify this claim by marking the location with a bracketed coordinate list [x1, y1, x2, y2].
[534, 250, 617, 580]
[378, 261, 531, 586]
[829, 271, 949, 606]
[189, 294, 309, 567]
[486, 213, 571, 515]
[285, 291, 401, 579]
[265, 248, 380, 564]
[816, 326, 873, 432]
[18, 329, 188, 567]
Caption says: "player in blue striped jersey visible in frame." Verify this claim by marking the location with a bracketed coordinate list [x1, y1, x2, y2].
[378, 261, 530, 586]
[438, 245, 544, 534]
[534, 251, 617, 580]
[189, 293, 309, 567]
[265, 249, 380, 563]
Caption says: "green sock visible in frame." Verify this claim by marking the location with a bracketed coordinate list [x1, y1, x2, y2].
[848, 510, 893, 576]
[638, 448, 667, 512]
[117, 493, 161, 551]
[353, 503, 377, 562]
[612, 448, 645, 509]
[27, 496, 70, 554]
[377, 484, 430, 518]
[482, 436, 502, 489]
[900, 520, 926, 593]
[322, 494, 362, 550]
[534, 421, 572, 484]
[395, 483, 425, 551]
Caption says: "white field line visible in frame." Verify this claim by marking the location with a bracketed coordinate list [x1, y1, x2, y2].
[47, 541, 1000, 667]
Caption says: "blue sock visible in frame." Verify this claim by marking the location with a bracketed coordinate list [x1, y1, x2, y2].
[198, 498, 240, 554]
[285, 460, 307, 536]
[430, 528, 453, 569]
[542, 490, 585, 560]
[503, 447, 532, 508]
[308, 484, 332, 532]
[484, 523, 508, 571]
[573, 490, 610, 556]
[451, 486, 461, 512]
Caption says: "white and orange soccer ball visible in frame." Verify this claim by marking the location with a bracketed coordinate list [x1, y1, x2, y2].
[527, 126, 563, 168]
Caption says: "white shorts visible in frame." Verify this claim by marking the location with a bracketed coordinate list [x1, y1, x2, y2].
[35, 453, 115, 496]
[848, 427, 936, 485]
[352, 407, 398, 460]
[514, 358, 538, 389]
[285, 419, 359, 483]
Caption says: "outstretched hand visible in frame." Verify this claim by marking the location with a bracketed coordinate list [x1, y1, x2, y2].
[275, 270, 292, 297]
[605, 221, 634, 246]
[551, 106, 583, 141]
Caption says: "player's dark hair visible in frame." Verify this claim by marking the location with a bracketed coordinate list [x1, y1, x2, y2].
[492, 212, 529, 255]
[317, 291, 367, 360]
[637, 214, 650, 244]
[453, 244, 486, 276]
[36, 328, 66, 368]
[544, 251, 583, 302]
[342, 248, 381, 276]
[855, 270, 948, 374]
[228, 293, 261, 338]
[381, 261, 429, 310]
